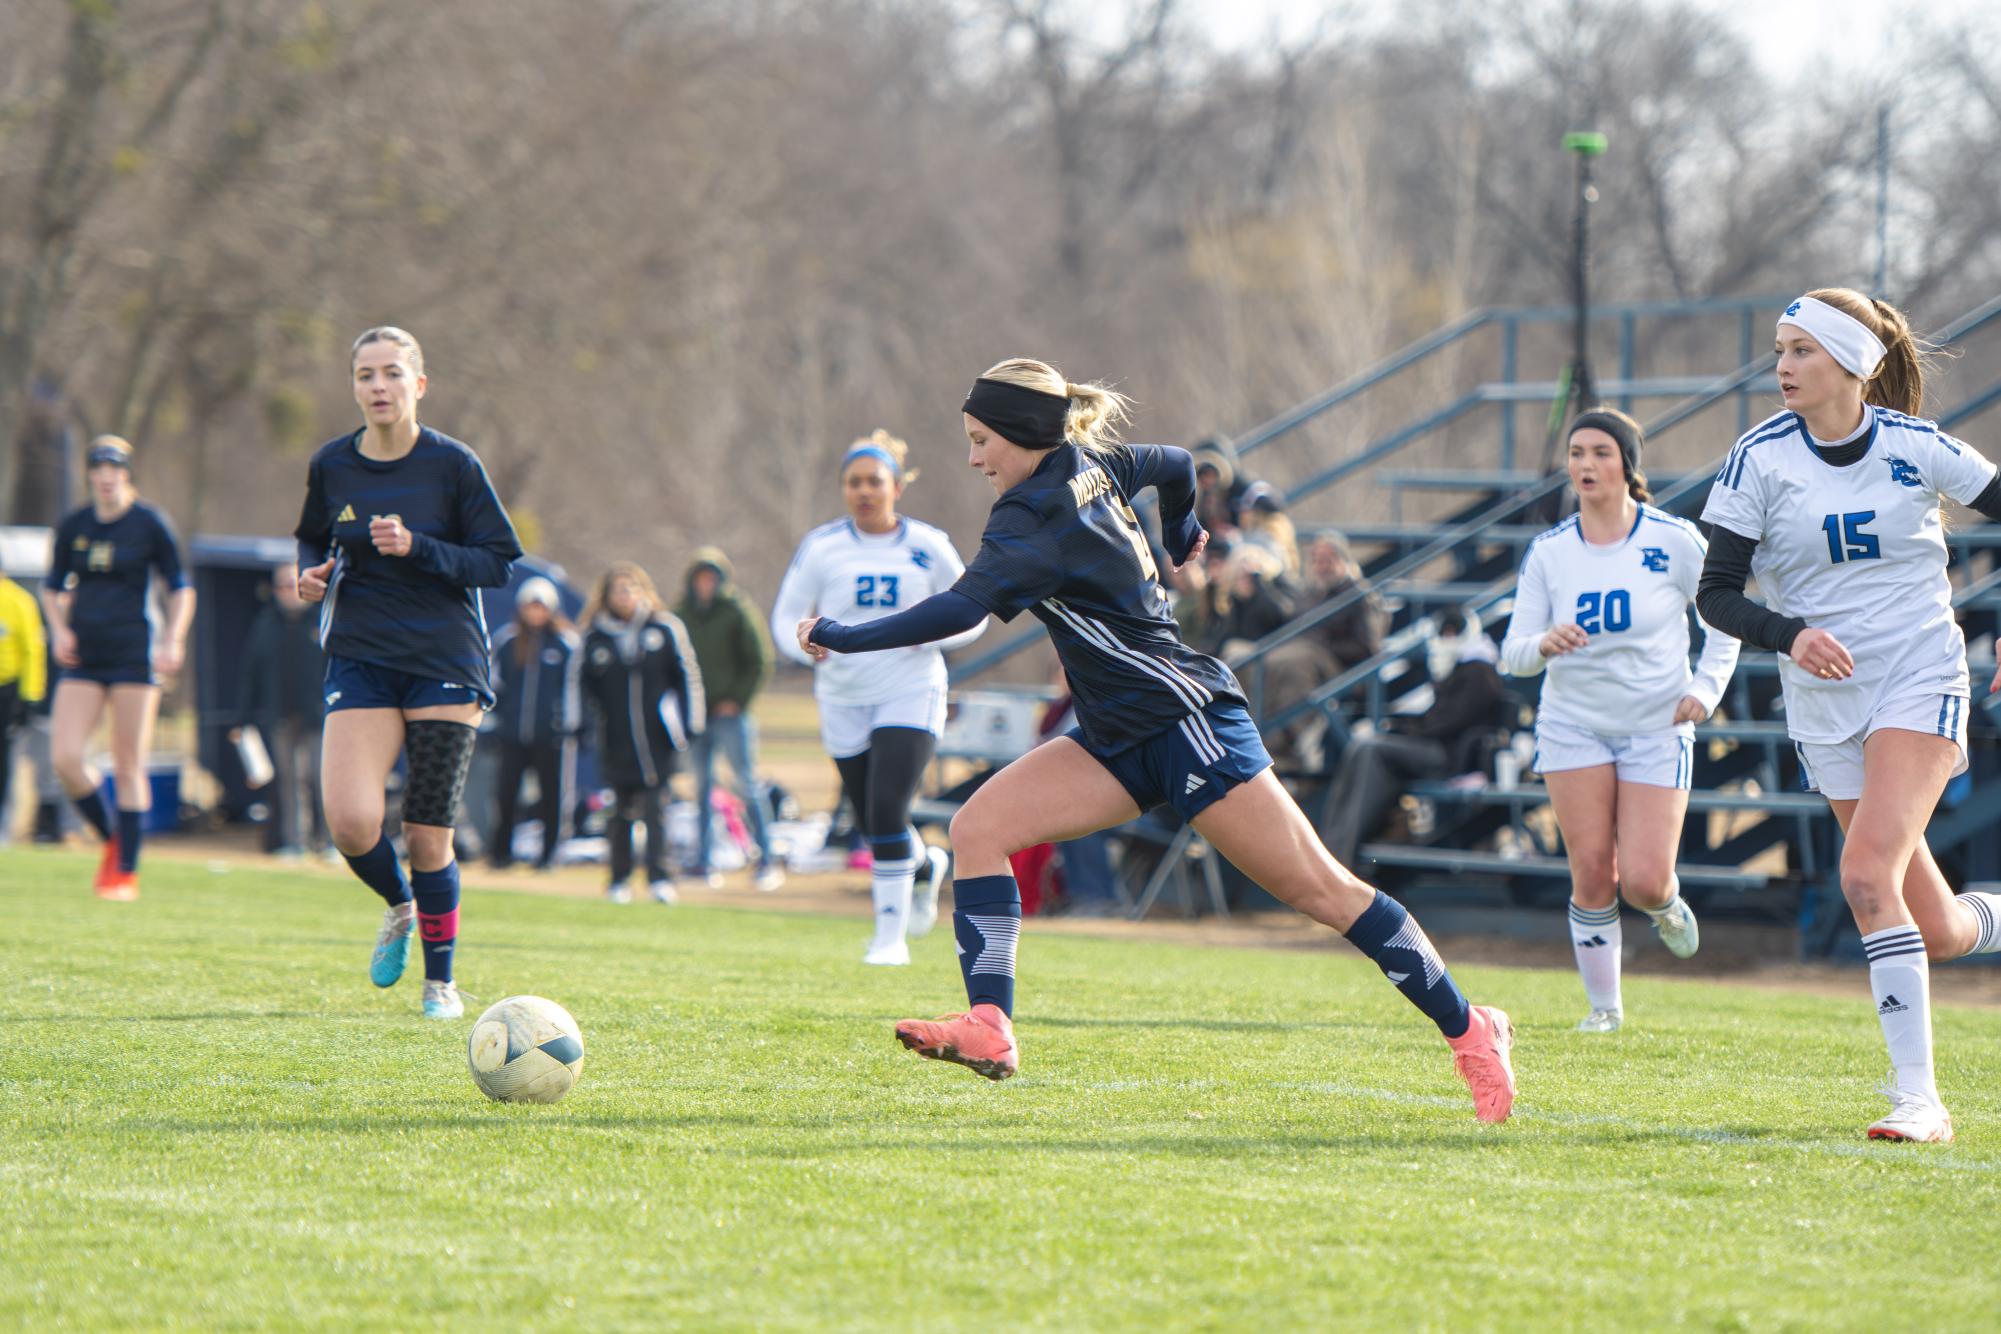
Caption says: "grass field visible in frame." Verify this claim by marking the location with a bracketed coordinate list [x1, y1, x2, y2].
[5, 850, 2001, 1331]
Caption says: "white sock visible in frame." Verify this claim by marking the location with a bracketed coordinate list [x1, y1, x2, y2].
[1956, 891, 2001, 954]
[1863, 925, 1936, 1102]
[1635, 874, 1683, 922]
[1568, 900, 1623, 1012]
[869, 852, 918, 950]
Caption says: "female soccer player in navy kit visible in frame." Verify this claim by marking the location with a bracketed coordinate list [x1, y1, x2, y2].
[295, 327, 523, 1020]
[1699, 290, 2001, 1142]
[40, 436, 194, 900]
[801, 358, 1517, 1122]
[1502, 410, 1739, 1032]
[773, 430, 983, 965]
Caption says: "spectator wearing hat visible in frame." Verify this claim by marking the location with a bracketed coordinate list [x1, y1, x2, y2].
[674, 546, 784, 892]
[1191, 436, 1249, 539]
[232, 562, 328, 857]
[1237, 481, 1300, 577]
[488, 576, 581, 870]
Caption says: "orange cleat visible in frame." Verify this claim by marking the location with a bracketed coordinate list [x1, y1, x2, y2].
[1448, 1005, 1516, 1123]
[894, 1003, 1019, 1081]
[96, 871, 139, 902]
[92, 835, 122, 894]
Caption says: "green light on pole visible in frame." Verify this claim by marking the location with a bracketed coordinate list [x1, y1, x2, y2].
[1563, 131, 1608, 156]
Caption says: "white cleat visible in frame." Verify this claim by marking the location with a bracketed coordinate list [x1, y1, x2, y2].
[649, 880, 679, 905]
[606, 882, 632, 905]
[863, 940, 911, 967]
[1652, 897, 1700, 959]
[754, 864, 786, 894]
[1868, 1080, 1955, 1143]
[1576, 1007, 1623, 1033]
[421, 979, 465, 1020]
[909, 845, 950, 939]
[704, 871, 727, 891]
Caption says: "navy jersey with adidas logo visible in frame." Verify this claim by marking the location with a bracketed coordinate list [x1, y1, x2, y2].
[45, 501, 187, 668]
[951, 443, 1244, 753]
[294, 426, 522, 698]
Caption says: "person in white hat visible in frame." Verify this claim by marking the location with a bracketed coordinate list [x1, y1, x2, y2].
[489, 577, 580, 872]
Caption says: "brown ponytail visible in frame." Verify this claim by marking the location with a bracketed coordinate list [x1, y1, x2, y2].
[1803, 287, 1933, 417]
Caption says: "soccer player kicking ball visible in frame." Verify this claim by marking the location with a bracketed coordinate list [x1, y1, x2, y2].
[1699, 291, 2001, 1142]
[799, 358, 1517, 1123]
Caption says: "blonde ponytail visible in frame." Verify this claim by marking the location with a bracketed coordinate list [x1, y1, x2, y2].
[979, 357, 1133, 452]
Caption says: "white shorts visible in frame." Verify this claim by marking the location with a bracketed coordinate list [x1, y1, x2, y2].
[1794, 691, 1970, 801]
[1532, 716, 1694, 790]
[818, 688, 947, 760]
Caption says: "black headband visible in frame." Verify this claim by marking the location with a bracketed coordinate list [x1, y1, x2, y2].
[1570, 410, 1641, 479]
[86, 444, 132, 469]
[962, 378, 1069, 451]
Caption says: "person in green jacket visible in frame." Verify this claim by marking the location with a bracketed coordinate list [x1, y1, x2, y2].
[675, 547, 784, 891]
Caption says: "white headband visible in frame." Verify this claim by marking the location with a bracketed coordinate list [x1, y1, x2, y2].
[1778, 296, 1888, 380]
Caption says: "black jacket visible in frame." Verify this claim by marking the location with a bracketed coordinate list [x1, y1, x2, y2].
[581, 612, 704, 789]
[239, 604, 325, 727]
[491, 624, 582, 747]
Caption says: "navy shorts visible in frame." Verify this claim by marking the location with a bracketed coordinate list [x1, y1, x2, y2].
[323, 655, 490, 714]
[62, 661, 155, 687]
[1075, 701, 1273, 822]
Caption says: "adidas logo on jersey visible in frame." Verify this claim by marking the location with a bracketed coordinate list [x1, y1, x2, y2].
[1184, 773, 1206, 795]
[1878, 994, 1908, 1015]
[335, 504, 357, 522]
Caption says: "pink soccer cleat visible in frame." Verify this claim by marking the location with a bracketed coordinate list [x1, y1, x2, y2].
[1448, 1005, 1516, 1123]
[894, 1003, 1018, 1081]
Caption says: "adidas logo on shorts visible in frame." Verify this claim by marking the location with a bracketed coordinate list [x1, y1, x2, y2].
[1184, 774, 1206, 795]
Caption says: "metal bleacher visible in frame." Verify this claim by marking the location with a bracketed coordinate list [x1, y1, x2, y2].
[940, 293, 2001, 950]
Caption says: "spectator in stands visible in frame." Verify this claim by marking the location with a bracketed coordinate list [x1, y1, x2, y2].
[0, 558, 46, 843]
[1302, 533, 1385, 671]
[675, 546, 784, 893]
[1318, 608, 1512, 866]
[1237, 482, 1300, 577]
[1215, 545, 1300, 649]
[1191, 435, 1248, 537]
[488, 577, 581, 872]
[233, 563, 328, 858]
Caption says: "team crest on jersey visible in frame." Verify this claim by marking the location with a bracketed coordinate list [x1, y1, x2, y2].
[910, 549, 931, 569]
[87, 541, 115, 572]
[1640, 547, 1670, 573]
[1885, 456, 1922, 488]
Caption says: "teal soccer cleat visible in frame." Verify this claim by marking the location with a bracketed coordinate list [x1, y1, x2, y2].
[370, 903, 415, 988]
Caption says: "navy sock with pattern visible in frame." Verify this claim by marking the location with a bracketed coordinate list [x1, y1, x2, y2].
[411, 862, 461, 983]
[343, 834, 413, 907]
[73, 788, 113, 842]
[952, 873, 1021, 1018]
[1344, 891, 1472, 1039]
[116, 809, 144, 875]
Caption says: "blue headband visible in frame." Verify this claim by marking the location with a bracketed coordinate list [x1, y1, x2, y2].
[840, 444, 900, 477]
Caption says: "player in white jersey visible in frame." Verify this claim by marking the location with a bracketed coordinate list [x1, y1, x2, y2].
[1503, 409, 1740, 1033]
[772, 430, 986, 964]
[1699, 288, 2001, 1143]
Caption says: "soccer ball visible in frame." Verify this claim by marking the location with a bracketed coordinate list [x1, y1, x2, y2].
[467, 995, 585, 1103]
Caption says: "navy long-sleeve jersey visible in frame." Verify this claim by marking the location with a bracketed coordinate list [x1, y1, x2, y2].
[46, 502, 188, 668]
[294, 427, 522, 697]
[952, 443, 1244, 753]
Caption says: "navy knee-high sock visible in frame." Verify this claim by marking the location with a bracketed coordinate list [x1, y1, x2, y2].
[411, 862, 461, 983]
[116, 809, 143, 874]
[1344, 891, 1472, 1039]
[344, 834, 412, 907]
[952, 873, 1021, 1017]
[73, 788, 113, 842]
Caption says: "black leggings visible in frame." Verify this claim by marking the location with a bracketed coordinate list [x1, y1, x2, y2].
[608, 783, 669, 885]
[833, 727, 937, 844]
[493, 738, 570, 868]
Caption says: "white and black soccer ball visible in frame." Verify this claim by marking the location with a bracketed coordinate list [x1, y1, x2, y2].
[467, 995, 585, 1104]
